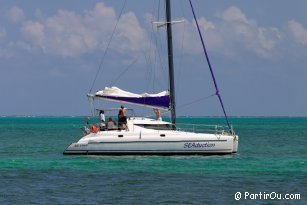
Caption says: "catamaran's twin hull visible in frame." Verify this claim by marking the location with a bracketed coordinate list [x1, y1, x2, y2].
[63, 132, 239, 155]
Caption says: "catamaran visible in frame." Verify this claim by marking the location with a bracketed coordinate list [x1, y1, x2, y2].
[63, 0, 239, 155]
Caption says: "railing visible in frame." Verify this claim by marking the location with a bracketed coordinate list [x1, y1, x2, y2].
[175, 123, 229, 135]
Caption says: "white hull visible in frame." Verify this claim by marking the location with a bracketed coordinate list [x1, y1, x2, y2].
[64, 118, 238, 155]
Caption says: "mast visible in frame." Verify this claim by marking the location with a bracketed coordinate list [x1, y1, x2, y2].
[165, 0, 176, 126]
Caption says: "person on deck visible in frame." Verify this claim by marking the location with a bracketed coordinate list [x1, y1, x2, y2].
[154, 108, 162, 121]
[99, 110, 106, 130]
[118, 105, 129, 131]
[91, 124, 100, 133]
[81, 117, 90, 135]
[107, 117, 117, 130]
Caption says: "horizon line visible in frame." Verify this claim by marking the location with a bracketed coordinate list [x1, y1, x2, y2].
[1, 115, 307, 118]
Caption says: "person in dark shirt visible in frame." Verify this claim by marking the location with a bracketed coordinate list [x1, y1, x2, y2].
[118, 105, 128, 131]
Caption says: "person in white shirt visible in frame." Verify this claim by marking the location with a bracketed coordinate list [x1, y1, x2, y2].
[99, 110, 106, 130]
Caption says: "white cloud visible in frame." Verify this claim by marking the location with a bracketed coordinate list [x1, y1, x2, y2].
[0, 41, 16, 59]
[14, 4, 304, 61]
[172, 17, 222, 54]
[259, 28, 282, 50]
[115, 12, 149, 53]
[219, 6, 248, 24]
[288, 20, 307, 45]
[197, 17, 215, 30]
[20, 2, 149, 57]
[218, 7, 282, 58]
[174, 6, 282, 58]
[21, 21, 45, 42]
[7, 6, 25, 23]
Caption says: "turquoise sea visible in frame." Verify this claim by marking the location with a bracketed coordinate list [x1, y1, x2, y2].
[0, 116, 306, 204]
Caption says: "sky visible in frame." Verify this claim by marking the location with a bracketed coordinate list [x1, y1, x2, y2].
[0, 0, 307, 117]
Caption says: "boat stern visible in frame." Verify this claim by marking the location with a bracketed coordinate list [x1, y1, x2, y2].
[232, 135, 239, 153]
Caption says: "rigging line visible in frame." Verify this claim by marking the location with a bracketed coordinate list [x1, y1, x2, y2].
[177, 93, 216, 110]
[144, 51, 153, 92]
[109, 58, 138, 86]
[151, 0, 169, 89]
[144, 0, 157, 92]
[144, 2, 155, 93]
[176, 1, 187, 104]
[87, 96, 94, 117]
[145, 8, 156, 93]
[151, 11, 168, 87]
[153, 26, 167, 84]
[89, 0, 127, 93]
[188, 0, 232, 132]
[158, 0, 161, 22]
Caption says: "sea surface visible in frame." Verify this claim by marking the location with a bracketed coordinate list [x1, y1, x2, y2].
[0, 116, 306, 204]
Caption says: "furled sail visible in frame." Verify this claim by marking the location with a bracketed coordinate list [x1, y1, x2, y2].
[92, 87, 170, 109]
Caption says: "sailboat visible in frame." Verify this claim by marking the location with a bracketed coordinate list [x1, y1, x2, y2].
[63, 0, 239, 155]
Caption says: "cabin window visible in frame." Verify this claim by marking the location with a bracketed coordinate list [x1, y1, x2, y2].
[134, 124, 172, 130]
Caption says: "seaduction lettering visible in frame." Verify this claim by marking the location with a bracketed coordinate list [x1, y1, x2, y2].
[184, 142, 215, 148]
